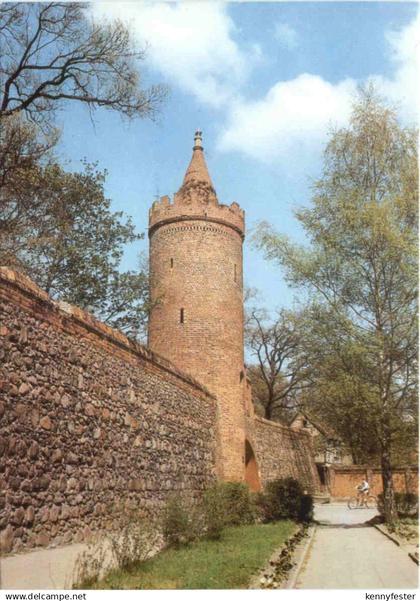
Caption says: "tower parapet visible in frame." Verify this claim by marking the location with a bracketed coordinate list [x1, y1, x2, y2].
[149, 195, 244, 239]
[149, 131, 244, 239]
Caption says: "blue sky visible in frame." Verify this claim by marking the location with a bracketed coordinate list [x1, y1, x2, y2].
[56, 1, 419, 314]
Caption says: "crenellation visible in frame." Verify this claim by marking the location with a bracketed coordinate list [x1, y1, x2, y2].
[149, 198, 245, 239]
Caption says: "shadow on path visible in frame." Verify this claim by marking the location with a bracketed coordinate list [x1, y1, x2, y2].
[314, 512, 384, 530]
[316, 522, 373, 529]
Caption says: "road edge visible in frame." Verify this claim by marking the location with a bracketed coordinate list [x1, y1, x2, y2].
[284, 525, 316, 589]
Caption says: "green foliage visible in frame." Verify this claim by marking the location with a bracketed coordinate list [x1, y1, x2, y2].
[1, 156, 150, 341]
[201, 485, 226, 540]
[73, 511, 160, 588]
[299, 493, 314, 522]
[85, 521, 295, 590]
[162, 484, 256, 547]
[253, 86, 418, 525]
[377, 492, 418, 518]
[108, 512, 161, 572]
[215, 482, 257, 527]
[162, 494, 200, 548]
[257, 478, 313, 523]
[1, 1, 167, 341]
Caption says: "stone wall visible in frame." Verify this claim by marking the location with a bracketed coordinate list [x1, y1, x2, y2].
[0, 268, 217, 554]
[327, 465, 418, 499]
[253, 417, 320, 493]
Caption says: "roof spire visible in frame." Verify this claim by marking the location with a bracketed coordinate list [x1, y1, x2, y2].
[177, 130, 218, 204]
[193, 129, 203, 150]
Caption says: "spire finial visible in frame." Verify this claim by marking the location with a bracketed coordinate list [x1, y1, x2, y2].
[194, 130, 203, 150]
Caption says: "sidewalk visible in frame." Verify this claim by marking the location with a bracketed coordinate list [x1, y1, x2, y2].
[1, 543, 87, 589]
[295, 503, 418, 589]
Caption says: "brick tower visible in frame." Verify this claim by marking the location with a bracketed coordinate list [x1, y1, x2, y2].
[148, 131, 246, 481]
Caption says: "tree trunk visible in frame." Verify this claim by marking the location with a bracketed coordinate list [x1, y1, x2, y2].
[381, 445, 397, 527]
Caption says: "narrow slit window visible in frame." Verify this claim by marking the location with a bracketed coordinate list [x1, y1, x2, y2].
[234, 263, 237, 282]
[170, 258, 174, 269]
[180, 308, 184, 323]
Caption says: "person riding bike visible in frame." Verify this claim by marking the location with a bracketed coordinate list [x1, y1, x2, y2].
[356, 479, 370, 506]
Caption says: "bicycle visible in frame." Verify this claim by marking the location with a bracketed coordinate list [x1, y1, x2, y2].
[347, 494, 377, 509]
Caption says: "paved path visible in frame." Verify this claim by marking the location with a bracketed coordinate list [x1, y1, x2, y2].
[1, 542, 86, 589]
[295, 503, 418, 589]
[0, 540, 115, 590]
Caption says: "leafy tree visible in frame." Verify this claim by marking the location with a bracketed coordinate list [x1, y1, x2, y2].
[0, 115, 58, 262]
[246, 309, 308, 421]
[297, 305, 384, 464]
[254, 87, 418, 525]
[6, 160, 150, 340]
[0, 3, 165, 340]
[0, 2, 166, 127]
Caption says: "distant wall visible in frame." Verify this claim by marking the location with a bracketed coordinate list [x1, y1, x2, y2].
[253, 417, 320, 493]
[328, 465, 418, 499]
[0, 268, 217, 554]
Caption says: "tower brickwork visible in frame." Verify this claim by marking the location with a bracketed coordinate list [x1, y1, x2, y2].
[148, 131, 246, 481]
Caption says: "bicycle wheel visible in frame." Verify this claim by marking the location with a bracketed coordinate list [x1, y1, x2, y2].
[365, 496, 376, 510]
[348, 497, 358, 509]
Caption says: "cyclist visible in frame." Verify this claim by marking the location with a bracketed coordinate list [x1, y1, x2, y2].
[356, 479, 370, 506]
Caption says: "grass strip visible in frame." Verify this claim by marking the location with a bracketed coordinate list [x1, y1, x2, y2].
[91, 520, 295, 589]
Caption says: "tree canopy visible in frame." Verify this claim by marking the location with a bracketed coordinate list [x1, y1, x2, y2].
[246, 309, 308, 422]
[2, 157, 150, 339]
[254, 87, 418, 524]
[0, 2, 166, 127]
[0, 3, 165, 341]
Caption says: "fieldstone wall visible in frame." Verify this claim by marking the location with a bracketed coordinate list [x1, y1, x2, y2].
[254, 417, 320, 493]
[0, 268, 217, 554]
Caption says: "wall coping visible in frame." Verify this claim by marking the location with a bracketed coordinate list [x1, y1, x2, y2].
[255, 415, 312, 439]
[0, 266, 216, 401]
[329, 465, 418, 473]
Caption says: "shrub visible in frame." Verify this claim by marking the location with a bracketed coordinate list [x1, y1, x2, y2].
[257, 478, 313, 523]
[72, 537, 110, 589]
[221, 482, 257, 526]
[109, 512, 161, 570]
[377, 492, 419, 518]
[299, 493, 314, 522]
[162, 494, 200, 547]
[72, 510, 160, 587]
[198, 482, 257, 540]
[201, 485, 226, 540]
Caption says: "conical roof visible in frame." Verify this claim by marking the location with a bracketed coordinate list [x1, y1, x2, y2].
[182, 131, 214, 187]
[177, 131, 218, 204]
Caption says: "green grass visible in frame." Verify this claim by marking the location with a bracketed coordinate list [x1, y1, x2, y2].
[91, 521, 295, 589]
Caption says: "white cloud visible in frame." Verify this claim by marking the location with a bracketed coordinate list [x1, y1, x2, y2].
[274, 22, 298, 49]
[91, 3, 418, 168]
[218, 13, 419, 166]
[218, 74, 356, 166]
[375, 12, 420, 122]
[91, 2, 255, 108]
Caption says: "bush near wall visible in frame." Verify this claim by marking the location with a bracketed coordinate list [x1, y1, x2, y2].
[256, 478, 314, 523]
[162, 483, 257, 546]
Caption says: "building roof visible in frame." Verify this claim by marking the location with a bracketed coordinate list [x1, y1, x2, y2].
[289, 410, 340, 441]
